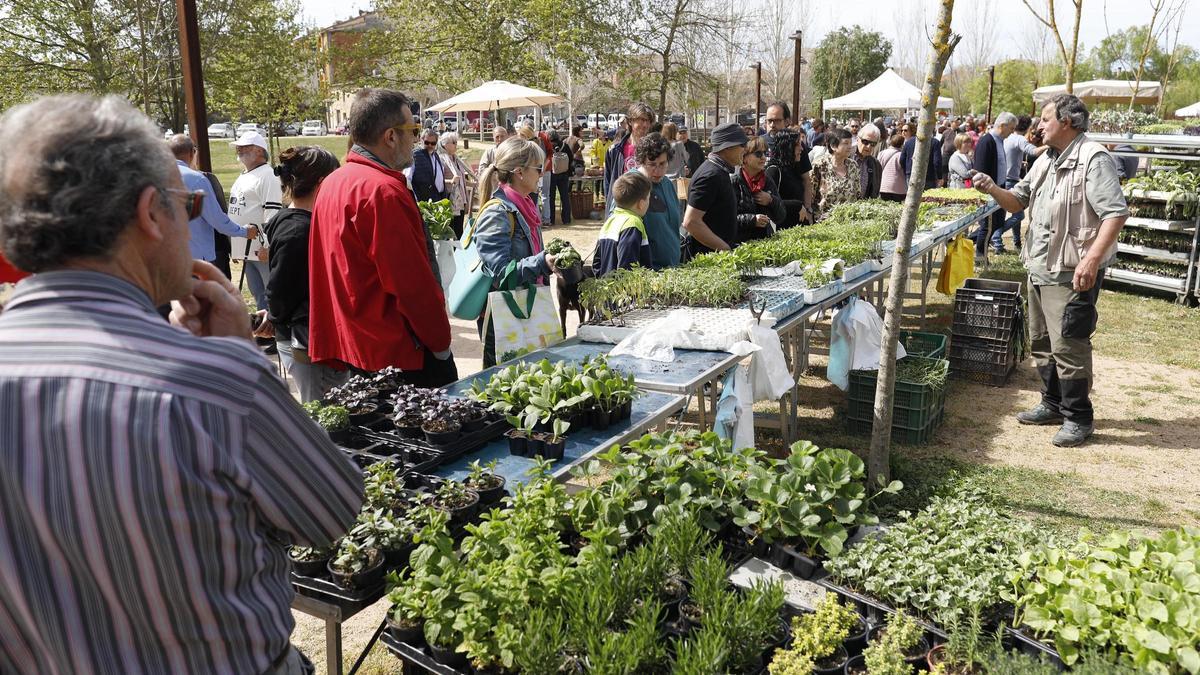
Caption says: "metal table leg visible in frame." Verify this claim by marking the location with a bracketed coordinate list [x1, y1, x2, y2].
[325, 617, 342, 675]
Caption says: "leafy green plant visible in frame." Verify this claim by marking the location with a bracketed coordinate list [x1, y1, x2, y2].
[301, 400, 323, 418]
[863, 610, 925, 675]
[928, 608, 987, 674]
[778, 593, 861, 668]
[349, 508, 414, 552]
[733, 440, 901, 556]
[289, 543, 335, 562]
[315, 404, 349, 431]
[671, 625, 729, 675]
[1005, 527, 1200, 673]
[329, 539, 381, 575]
[826, 494, 1043, 626]
[418, 198, 455, 240]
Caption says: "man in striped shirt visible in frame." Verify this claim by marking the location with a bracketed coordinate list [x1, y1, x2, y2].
[0, 95, 364, 674]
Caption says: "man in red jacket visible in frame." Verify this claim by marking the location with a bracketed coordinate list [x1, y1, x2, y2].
[309, 88, 458, 387]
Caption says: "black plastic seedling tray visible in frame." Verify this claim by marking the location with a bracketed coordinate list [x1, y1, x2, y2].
[291, 572, 385, 614]
[351, 414, 509, 472]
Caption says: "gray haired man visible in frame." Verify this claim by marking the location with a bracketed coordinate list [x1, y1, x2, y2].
[0, 94, 362, 673]
[972, 95, 1129, 447]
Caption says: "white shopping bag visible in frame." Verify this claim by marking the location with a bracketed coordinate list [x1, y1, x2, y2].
[434, 239, 457, 295]
[488, 285, 564, 362]
[828, 296, 907, 391]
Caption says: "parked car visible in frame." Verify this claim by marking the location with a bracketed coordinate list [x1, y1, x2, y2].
[236, 123, 267, 137]
[587, 113, 608, 130]
[607, 113, 626, 130]
[334, 123, 350, 135]
[574, 115, 588, 129]
[301, 120, 328, 136]
[277, 121, 300, 136]
[207, 122, 234, 139]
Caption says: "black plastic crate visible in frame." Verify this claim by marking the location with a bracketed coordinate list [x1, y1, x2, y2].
[952, 278, 1022, 342]
[950, 336, 1017, 387]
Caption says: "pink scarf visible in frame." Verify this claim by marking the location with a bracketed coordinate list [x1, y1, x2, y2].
[501, 183, 543, 254]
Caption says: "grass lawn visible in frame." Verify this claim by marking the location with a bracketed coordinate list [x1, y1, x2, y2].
[206, 136, 485, 194]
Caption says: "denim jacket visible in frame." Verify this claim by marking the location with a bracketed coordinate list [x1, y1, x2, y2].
[472, 187, 550, 288]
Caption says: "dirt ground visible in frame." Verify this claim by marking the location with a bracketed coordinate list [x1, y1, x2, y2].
[289, 218, 1200, 673]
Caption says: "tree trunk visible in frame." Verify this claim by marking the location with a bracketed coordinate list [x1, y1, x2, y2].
[866, 0, 961, 488]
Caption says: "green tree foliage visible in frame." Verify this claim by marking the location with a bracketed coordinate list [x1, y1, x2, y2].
[810, 26, 892, 113]
[964, 60, 1040, 117]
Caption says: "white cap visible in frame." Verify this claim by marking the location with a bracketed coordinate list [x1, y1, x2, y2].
[230, 131, 268, 151]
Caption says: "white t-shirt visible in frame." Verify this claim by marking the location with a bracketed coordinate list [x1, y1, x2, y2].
[227, 163, 282, 259]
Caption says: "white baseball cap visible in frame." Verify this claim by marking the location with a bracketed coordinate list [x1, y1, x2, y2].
[230, 131, 268, 151]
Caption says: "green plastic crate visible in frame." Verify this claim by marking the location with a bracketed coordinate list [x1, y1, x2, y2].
[846, 385, 945, 430]
[899, 331, 948, 359]
[845, 407, 944, 445]
[848, 356, 949, 412]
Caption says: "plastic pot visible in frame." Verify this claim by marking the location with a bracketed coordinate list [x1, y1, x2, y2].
[438, 489, 481, 527]
[506, 430, 528, 456]
[288, 551, 330, 578]
[466, 474, 507, 505]
[422, 420, 462, 446]
[393, 418, 423, 439]
[326, 427, 351, 445]
[348, 403, 378, 425]
[461, 412, 488, 433]
[542, 437, 565, 461]
[844, 654, 867, 675]
[527, 433, 546, 457]
[867, 626, 931, 668]
[767, 543, 821, 579]
[813, 644, 849, 675]
[560, 262, 584, 284]
[385, 616, 424, 645]
[620, 400, 632, 420]
[429, 641, 468, 669]
[591, 407, 611, 430]
[384, 543, 415, 570]
[844, 616, 869, 656]
[326, 550, 385, 589]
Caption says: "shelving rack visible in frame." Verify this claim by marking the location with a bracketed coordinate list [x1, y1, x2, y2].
[1090, 133, 1200, 303]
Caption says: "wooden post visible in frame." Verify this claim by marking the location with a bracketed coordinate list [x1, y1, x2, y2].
[986, 65, 996, 123]
[176, 0, 210, 172]
[790, 31, 803, 122]
[867, 0, 962, 488]
[754, 62, 763, 133]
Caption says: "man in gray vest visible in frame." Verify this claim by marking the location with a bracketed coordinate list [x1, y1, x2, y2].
[970, 94, 1128, 447]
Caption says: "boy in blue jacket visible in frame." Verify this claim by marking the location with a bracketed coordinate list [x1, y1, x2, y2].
[593, 172, 653, 276]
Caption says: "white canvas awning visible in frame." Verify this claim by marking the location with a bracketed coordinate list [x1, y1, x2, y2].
[1176, 101, 1200, 118]
[428, 80, 564, 113]
[1032, 80, 1162, 106]
[822, 68, 954, 112]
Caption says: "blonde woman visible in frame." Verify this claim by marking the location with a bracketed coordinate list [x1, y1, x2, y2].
[661, 121, 686, 179]
[471, 137, 562, 366]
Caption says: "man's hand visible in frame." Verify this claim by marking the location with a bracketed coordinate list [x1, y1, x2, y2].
[255, 246, 269, 263]
[245, 225, 259, 240]
[170, 260, 252, 340]
[798, 207, 812, 224]
[252, 309, 275, 339]
[753, 191, 772, 206]
[1073, 255, 1100, 292]
[755, 214, 770, 228]
[971, 171, 995, 194]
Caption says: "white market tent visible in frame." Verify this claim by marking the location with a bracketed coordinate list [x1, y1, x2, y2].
[1176, 101, 1200, 117]
[822, 68, 955, 112]
[1032, 79, 1162, 106]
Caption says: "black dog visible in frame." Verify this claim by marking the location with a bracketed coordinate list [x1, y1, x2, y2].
[556, 264, 592, 335]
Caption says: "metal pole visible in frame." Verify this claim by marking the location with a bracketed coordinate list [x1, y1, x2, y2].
[755, 62, 762, 133]
[790, 31, 803, 123]
[176, 0, 210, 172]
[986, 65, 996, 123]
[716, 87, 721, 128]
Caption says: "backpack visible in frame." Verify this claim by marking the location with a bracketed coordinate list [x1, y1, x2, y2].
[551, 140, 570, 174]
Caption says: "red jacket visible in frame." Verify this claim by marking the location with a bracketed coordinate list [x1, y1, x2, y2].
[308, 152, 451, 371]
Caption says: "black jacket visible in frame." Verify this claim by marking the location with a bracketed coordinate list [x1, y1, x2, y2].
[731, 170, 787, 244]
[682, 139, 705, 177]
[856, 153, 883, 199]
[972, 131, 1004, 183]
[263, 208, 312, 343]
[409, 148, 447, 202]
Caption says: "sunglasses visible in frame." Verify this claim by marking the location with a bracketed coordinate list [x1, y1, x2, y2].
[165, 188, 205, 220]
[424, 140, 438, 147]
[860, 139, 877, 147]
[391, 122, 422, 138]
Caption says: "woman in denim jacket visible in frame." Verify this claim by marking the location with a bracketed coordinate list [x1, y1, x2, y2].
[471, 137, 561, 366]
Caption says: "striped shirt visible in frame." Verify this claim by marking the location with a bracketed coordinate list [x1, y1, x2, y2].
[0, 271, 364, 674]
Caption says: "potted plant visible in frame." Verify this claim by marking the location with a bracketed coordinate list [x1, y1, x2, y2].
[432, 479, 479, 526]
[770, 593, 862, 674]
[927, 609, 986, 674]
[846, 610, 929, 675]
[288, 543, 336, 577]
[452, 399, 490, 432]
[316, 405, 351, 444]
[421, 415, 461, 446]
[504, 414, 529, 456]
[464, 460, 506, 505]
[541, 419, 569, 461]
[327, 539, 385, 589]
[385, 573, 426, 645]
[349, 508, 417, 570]
[555, 245, 584, 284]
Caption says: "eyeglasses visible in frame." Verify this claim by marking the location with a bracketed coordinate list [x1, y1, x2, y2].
[522, 165, 545, 175]
[391, 123, 422, 138]
[165, 188, 205, 220]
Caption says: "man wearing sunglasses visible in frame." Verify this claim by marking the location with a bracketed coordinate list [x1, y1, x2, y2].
[854, 124, 883, 199]
[406, 128, 448, 203]
[167, 134, 257, 265]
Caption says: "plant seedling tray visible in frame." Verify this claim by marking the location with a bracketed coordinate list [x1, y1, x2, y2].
[351, 414, 509, 473]
[842, 260, 876, 281]
[291, 572, 385, 614]
[381, 631, 466, 674]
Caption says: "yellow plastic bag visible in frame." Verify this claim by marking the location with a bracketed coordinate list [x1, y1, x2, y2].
[936, 234, 975, 295]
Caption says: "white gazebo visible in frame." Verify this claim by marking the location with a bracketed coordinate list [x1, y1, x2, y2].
[1175, 101, 1200, 118]
[429, 80, 565, 133]
[1032, 80, 1162, 106]
[822, 68, 955, 113]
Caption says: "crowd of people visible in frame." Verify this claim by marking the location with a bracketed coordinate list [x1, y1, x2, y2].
[0, 85, 1132, 672]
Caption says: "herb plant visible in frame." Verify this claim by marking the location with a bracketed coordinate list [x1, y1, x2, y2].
[417, 199, 455, 240]
[316, 405, 349, 431]
[862, 610, 925, 675]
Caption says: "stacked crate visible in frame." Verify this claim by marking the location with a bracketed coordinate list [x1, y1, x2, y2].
[845, 332, 948, 445]
[949, 278, 1024, 386]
